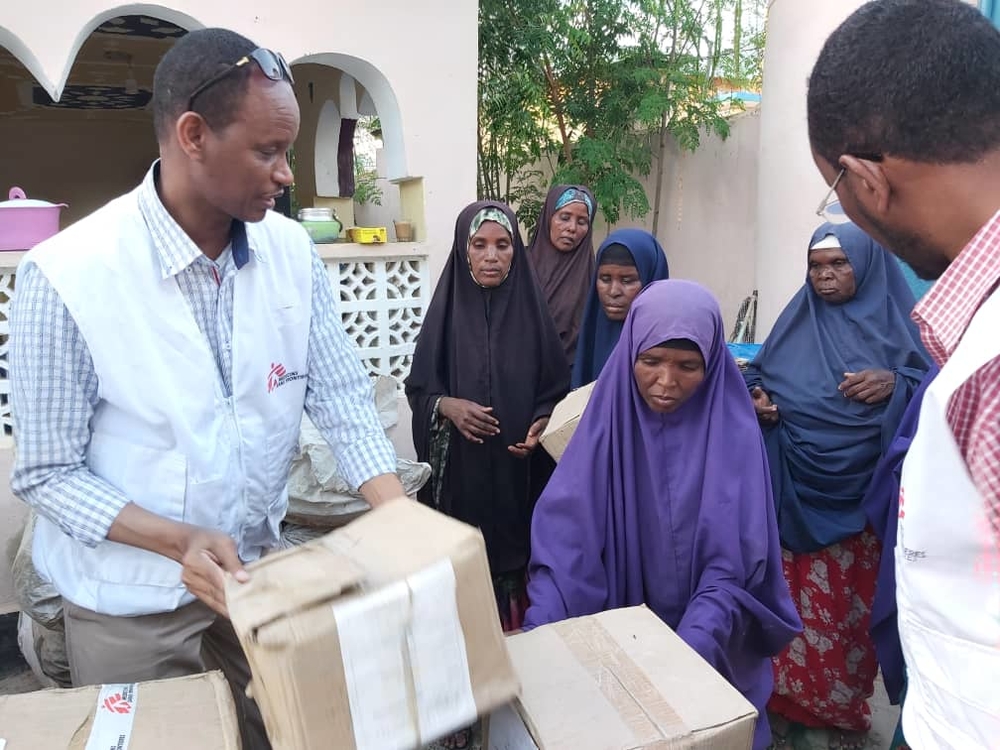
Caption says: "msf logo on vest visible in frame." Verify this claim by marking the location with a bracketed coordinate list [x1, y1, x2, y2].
[267, 362, 306, 393]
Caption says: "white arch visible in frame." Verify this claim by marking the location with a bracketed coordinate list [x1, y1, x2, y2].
[55, 5, 204, 100]
[315, 98, 342, 196]
[293, 52, 407, 180]
[358, 89, 377, 118]
[339, 73, 360, 120]
[0, 26, 52, 95]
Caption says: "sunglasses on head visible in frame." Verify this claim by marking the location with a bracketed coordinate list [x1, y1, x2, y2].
[187, 48, 294, 112]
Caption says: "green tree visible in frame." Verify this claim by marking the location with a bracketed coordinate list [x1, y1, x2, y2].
[478, 0, 766, 234]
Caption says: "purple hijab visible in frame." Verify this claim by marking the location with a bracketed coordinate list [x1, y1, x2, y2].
[525, 280, 802, 750]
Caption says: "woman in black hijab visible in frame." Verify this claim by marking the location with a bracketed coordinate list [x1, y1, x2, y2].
[405, 200, 570, 633]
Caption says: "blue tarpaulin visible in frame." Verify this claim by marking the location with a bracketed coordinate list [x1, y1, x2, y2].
[982, 0, 1000, 27]
[727, 342, 762, 362]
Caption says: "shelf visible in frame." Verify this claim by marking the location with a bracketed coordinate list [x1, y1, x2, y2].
[314, 242, 429, 260]
[0, 243, 430, 272]
[0, 251, 25, 270]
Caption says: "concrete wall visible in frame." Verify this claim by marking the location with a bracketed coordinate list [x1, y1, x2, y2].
[753, 0, 981, 337]
[0, 0, 474, 285]
[0, 117, 156, 225]
[603, 109, 761, 332]
[753, 0, 868, 337]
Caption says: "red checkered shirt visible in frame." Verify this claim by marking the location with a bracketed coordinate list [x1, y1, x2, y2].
[912, 210, 1000, 542]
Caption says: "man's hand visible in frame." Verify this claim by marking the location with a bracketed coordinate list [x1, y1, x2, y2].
[359, 473, 408, 508]
[178, 527, 248, 617]
[839, 369, 895, 404]
[508, 417, 549, 458]
[751, 387, 779, 426]
[108, 503, 247, 618]
[439, 397, 500, 443]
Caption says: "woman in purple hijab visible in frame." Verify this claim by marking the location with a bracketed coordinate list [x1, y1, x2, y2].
[525, 280, 801, 750]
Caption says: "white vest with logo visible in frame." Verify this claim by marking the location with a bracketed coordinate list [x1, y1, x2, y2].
[24, 188, 312, 616]
[897, 288, 1000, 748]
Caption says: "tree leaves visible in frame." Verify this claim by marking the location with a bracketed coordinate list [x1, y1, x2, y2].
[478, 0, 766, 232]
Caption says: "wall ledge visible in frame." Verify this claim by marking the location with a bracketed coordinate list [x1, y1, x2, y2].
[0, 243, 430, 271]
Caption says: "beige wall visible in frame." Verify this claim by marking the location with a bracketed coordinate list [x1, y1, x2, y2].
[753, 0, 870, 337]
[752, 0, 980, 336]
[0, 117, 156, 224]
[603, 110, 761, 331]
[0, 0, 475, 284]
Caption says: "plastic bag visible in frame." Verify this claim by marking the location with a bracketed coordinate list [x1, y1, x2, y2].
[17, 612, 71, 689]
[286, 376, 431, 524]
[275, 523, 329, 551]
[11, 513, 62, 628]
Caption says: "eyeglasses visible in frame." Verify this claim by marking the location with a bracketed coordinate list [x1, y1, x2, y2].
[187, 48, 294, 112]
[815, 152, 884, 225]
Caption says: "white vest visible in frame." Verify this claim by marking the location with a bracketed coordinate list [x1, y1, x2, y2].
[897, 288, 1000, 748]
[24, 188, 312, 616]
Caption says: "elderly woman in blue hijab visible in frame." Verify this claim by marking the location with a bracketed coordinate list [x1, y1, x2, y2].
[743, 222, 930, 746]
[571, 229, 669, 388]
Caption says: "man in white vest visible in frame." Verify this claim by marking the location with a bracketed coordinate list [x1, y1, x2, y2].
[806, 1, 1000, 746]
[8, 28, 406, 748]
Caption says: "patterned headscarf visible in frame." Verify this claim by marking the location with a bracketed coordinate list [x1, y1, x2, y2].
[468, 207, 514, 239]
[467, 206, 516, 287]
[554, 187, 595, 218]
[526, 184, 598, 366]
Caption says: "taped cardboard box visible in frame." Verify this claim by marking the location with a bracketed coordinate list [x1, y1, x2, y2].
[0, 671, 240, 749]
[227, 499, 520, 750]
[539, 382, 596, 461]
[486, 606, 757, 750]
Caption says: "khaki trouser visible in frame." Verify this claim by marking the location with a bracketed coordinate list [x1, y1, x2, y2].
[64, 599, 269, 750]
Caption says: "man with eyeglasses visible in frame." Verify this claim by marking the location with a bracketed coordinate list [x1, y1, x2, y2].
[9, 27, 406, 748]
[807, 1, 1000, 746]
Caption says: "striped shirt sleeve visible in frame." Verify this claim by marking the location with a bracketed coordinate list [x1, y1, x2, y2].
[9, 261, 130, 546]
[303, 248, 398, 488]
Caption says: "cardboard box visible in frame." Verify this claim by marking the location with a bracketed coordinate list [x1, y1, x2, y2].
[539, 382, 596, 461]
[227, 499, 520, 750]
[486, 606, 757, 750]
[0, 671, 240, 749]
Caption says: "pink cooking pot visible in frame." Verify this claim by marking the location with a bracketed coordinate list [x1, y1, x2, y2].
[0, 187, 68, 251]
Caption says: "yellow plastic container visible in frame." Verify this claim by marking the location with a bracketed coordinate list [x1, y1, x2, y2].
[347, 226, 388, 244]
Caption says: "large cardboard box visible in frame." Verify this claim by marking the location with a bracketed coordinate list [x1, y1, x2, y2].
[0, 671, 240, 749]
[539, 382, 596, 461]
[227, 499, 520, 750]
[486, 606, 757, 750]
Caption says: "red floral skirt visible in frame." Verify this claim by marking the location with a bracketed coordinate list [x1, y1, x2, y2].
[768, 529, 881, 731]
[494, 569, 529, 633]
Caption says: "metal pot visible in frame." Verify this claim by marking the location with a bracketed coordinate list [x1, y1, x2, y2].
[0, 187, 68, 251]
[298, 207, 333, 221]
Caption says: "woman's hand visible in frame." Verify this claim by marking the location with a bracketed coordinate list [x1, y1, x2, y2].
[439, 397, 500, 443]
[751, 387, 780, 426]
[840, 369, 895, 404]
[508, 417, 550, 458]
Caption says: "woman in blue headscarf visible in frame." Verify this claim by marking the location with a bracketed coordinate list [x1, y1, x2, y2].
[571, 229, 669, 387]
[743, 222, 930, 746]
